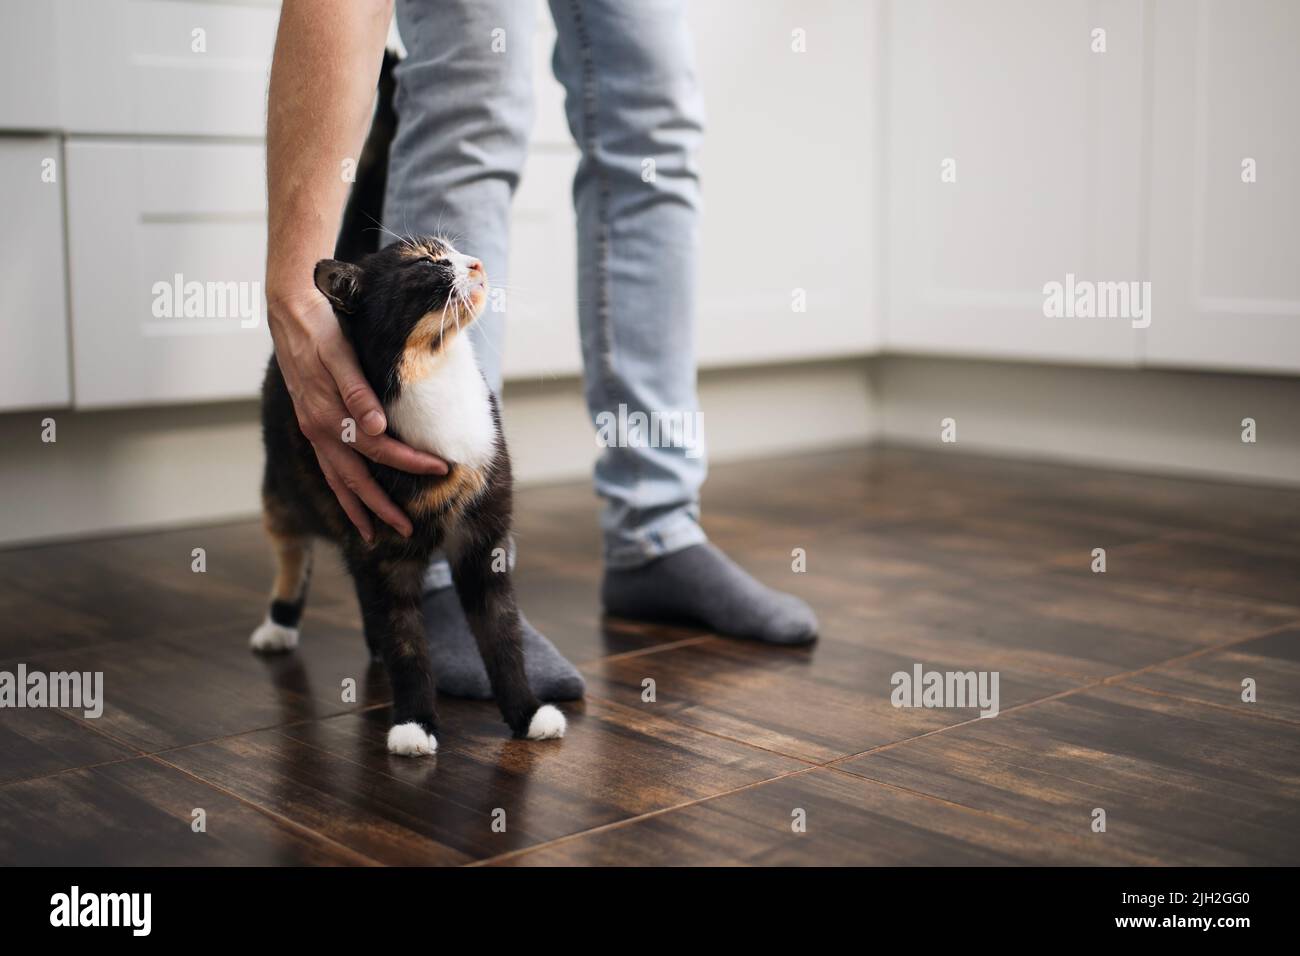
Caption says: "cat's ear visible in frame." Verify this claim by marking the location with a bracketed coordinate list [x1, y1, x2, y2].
[313, 260, 364, 314]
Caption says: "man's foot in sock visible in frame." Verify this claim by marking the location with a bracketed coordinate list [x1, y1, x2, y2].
[419, 585, 586, 701]
[601, 542, 818, 645]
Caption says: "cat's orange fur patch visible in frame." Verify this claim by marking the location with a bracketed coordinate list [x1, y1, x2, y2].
[409, 464, 490, 519]
[264, 525, 311, 603]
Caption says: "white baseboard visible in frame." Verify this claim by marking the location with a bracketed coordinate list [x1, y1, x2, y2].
[3, 355, 1296, 547]
[0, 360, 876, 546]
[875, 356, 1300, 488]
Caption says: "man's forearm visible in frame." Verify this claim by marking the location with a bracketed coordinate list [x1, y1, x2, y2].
[266, 0, 393, 324]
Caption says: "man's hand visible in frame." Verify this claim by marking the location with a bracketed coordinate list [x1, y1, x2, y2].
[270, 287, 447, 542]
[265, 0, 422, 539]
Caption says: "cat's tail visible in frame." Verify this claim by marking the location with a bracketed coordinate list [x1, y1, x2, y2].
[335, 49, 401, 264]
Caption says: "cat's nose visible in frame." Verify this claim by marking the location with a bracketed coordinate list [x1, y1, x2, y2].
[467, 258, 484, 275]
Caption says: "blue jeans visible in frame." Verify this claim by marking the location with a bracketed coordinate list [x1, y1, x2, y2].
[386, 0, 709, 580]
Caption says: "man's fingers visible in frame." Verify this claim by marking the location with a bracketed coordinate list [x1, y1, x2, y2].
[317, 454, 375, 543]
[355, 432, 449, 475]
[318, 336, 387, 437]
[325, 445, 414, 539]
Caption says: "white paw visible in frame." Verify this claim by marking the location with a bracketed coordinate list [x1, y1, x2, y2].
[526, 704, 566, 740]
[387, 721, 438, 757]
[249, 618, 299, 653]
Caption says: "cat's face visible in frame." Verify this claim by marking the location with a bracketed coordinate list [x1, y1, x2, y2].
[314, 236, 487, 398]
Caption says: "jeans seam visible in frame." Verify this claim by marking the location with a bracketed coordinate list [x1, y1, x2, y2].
[566, 0, 642, 535]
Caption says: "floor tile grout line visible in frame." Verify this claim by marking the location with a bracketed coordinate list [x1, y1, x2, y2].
[916, 612, 1300, 686]
[144, 751, 384, 867]
[251, 720, 547, 821]
[33, 701, 396, 769]
[8, 701, 393, 790]
[469, 718, 1148, 866]
[1027, 554, 1300, 616]
[826, 620, 1300, 767]
[202, 706, 798, 864]
[148, 712, 560, 859]
[472, 756, 1157, 867]
[468, 765, 821, 867]
[0, 753, 144, 791]
[145, 702, 394, 760]
[47, 706, 149, 758]
[581, 617, 1300, 771]
[1093, 620, 1300, 686]
[21, 611, 1293, 806]
[819, 763, 1163, 864]
[0, 616, 253, 671]
[577, 634, 715, 667]
[254, 693, 817, 861]
[1119, 681, 1300, 728]
[578, 690, 824, 767]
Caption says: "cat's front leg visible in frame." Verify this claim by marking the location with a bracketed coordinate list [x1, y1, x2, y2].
[350, 555, 440, 756]
[449, 534, 565, 740]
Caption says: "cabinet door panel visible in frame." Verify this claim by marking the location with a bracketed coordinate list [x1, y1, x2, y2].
[0, 137, 71, 410]
[55, 0, 279, 137]
[690, 0, 881, 365]
[1144, 0, 1300, 373]
[66, 140, 271, 408]
[887, 0, 1145, 365]
[0, 1, 61, 130]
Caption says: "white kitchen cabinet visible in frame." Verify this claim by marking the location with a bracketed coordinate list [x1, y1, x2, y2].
[65, 139, 272, 408]
[0, 136, 71, 410]
[1143, 0, 1300, 374]
[504, 149, 583, 380]
[886, 0, 1146, 365]
[50, 0, 279, 137]
[0, 1, 62, 130]
[6, 0, 1294, 425]
[690, 0, 882, 365]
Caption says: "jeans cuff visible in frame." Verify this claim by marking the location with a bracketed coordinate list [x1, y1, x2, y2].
[423, 537, 516, 593]
[422, 560, 453, 592]
[604, 514, 708, 570]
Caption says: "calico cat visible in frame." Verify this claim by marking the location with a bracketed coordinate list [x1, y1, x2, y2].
[251, 236, 565, 755]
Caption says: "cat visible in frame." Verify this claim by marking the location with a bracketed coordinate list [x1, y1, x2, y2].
[250, 235, 565, 755]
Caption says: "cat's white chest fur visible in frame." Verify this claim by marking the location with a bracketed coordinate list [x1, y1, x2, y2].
[386, 335, 498, 469]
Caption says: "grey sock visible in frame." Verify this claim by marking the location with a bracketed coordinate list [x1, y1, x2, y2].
[601, 542, 818, 645]
[420, 585, 586, 701]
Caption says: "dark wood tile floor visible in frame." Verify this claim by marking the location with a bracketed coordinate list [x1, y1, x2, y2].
[1, 446, 1297, 865]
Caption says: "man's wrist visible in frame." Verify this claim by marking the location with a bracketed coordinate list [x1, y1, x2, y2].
[267, 279, 317, 310]
[267, 282, 326, 330]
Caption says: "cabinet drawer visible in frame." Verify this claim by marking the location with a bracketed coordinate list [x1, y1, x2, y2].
[0, 136, 71, 410]
[0, 1, 61, 130]
[55, 0, 280, 136]
[65, 139, 271, 408]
